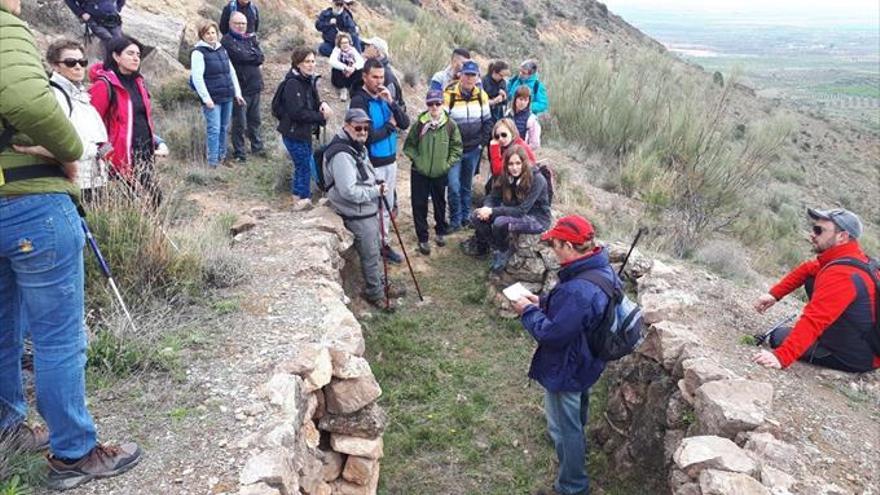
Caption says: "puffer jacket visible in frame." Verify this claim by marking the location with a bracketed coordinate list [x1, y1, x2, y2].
[443, 82, 492, 152]
[349, 87, 410, 167]
[190, 40, 240, 104]
[315, 7, 358, 45]
[50, 72, 109, 190]
[521, 248, 614, 392]
[275, 69, 325, 142]
[403, 111, 462, 179]
[0, 8, 82, 198]
[88, 62, 156, 177]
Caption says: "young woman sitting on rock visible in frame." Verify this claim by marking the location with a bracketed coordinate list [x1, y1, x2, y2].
[465, 145, 551, 273]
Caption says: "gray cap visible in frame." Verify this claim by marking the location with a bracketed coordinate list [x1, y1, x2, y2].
[808, 207, 863, 239]
[344, 108, 372, 123]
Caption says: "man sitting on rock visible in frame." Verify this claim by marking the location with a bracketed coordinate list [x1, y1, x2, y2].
[315, 0, 361, 57]
[512, 215, 615, 495]
[64, 0, 124, 50]
[753, 208, 879, 373]
[323, 109, 404, 310]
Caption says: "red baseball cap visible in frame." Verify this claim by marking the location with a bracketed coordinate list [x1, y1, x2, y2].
[541, 215, 595, 244]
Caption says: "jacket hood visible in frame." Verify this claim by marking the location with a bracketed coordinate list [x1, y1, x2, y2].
[418, 110, 449, 126]
[195, 40, 223, 50]
[517, 73, 540, 84]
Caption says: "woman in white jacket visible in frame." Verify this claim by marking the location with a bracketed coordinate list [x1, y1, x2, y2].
[328, 32, 364, 101]
[45, 39, 109, 200]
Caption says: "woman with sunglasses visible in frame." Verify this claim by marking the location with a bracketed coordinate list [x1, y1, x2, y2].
[466, 145, 551, 273]
[89, 35, 162, 207]
[487, 118, 536, 190]
[45, 39, 109, 201]
[276, 46, 332, 200]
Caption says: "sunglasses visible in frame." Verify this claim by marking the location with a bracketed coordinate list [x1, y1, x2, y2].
[494, 132, 509, 139]
[426, 102, 443, 107]
[351, 125, 370, 132]
[61, 58, 88, 68]
[811, 225, 829, 236]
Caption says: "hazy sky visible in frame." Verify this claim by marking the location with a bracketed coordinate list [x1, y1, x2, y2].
[603, 0, 879, 19]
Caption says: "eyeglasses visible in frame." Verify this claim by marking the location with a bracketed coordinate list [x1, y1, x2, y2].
[426, 102, 443, 107]
[811, 225, 827, 236]
[61, 58, 88, 68]
[494, 132, 509, 139]
[351, 125, 370, 132]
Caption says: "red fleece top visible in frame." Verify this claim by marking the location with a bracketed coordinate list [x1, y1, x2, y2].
[769, 241, 879, 368]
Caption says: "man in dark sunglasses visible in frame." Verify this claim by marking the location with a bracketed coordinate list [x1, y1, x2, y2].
[753, 207, 879, 373]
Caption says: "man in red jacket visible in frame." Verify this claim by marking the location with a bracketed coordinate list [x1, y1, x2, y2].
[753, 208, 879, 372]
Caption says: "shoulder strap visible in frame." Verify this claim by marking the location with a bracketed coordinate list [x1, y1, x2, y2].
[573, 269, 617, 301]
[49, 80, 73, 117]
[98, 76, 116, 110]
[0, 116, 16, 153]
[533, 79, 539, 96]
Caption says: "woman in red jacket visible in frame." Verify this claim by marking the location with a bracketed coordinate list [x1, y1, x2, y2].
[485, 118, 535, 194]
[89, 35, 161, 207]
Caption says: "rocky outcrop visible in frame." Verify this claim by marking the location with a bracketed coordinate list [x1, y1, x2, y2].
[234, 207, 386, 495]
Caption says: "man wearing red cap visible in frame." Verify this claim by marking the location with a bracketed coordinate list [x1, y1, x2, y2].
[512, 215, 618, 495]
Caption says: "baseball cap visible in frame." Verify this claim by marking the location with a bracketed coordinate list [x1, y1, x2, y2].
[807, 207, 863, 239]
[461, 60, 480, 75]
[344, 108, 372, 123]
[361, 37, 389, 57]
[425, 89, 443, 104]
[541, 215, 595, 244]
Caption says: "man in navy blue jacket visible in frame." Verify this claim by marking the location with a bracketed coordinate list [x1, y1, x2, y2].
[64, 0, 124, 48]
[513, 215, 614, 495]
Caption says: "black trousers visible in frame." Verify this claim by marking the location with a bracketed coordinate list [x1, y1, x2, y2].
[331, 68, 362, 90]
[231, 92, 264, 158]
[410, 170, 448, 243]
[769, 326, 866, 373]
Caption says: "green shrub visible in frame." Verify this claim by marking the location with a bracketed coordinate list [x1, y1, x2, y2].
[154, 76, 198, 111]
[387, 11, 476, 84]
[522, 13, 538, 29]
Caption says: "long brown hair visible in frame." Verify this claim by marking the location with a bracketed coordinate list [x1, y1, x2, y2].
[493, 145, 533, 204]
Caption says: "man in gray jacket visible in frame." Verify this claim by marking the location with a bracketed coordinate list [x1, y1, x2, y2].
[324, 108, 403, 309]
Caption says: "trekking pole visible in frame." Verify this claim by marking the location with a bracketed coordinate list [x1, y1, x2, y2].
[80, 218, 138, 332]
[377, 189, 391, 310]
[617, 227, 647, 277]
[754, 313, 796, 347]
[380, 195, 424, 302]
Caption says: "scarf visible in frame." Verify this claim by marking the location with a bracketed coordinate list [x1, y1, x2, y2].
[339, 47, 356, 67]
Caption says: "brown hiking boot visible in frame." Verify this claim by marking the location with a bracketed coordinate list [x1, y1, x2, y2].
[46, 442, 142, 491]
[1, 423, 49, 452]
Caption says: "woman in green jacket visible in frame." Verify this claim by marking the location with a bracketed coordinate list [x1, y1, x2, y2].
[403, 89, 462, 255]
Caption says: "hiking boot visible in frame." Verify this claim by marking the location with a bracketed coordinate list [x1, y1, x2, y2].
[490, 249, 512, 273]
[460, 237, 488, 258]
[1, 423, 49, 452]
[235, 155, 247, 163]
[418, 242, 431, 255]
[365, 295, 397, 312]
[381, 245, 404, 264]
[46, 442, 142, 491]
[435, 235, 446, 247]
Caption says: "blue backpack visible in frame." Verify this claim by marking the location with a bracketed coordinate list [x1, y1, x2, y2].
[576, 270, 645, 361]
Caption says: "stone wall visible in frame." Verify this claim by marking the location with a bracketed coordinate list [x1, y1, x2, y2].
[234, 205, 386, 495]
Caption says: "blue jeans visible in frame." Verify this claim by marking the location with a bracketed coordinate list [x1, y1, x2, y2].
[447, 146, 481, 228]
[0, 194, 97, 459]
[203, 100, 233, 166]
[283, 137, 314, 199]
[545, 390, 590, 495]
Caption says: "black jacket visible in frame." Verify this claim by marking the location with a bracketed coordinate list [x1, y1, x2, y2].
[484, 168, 551, 228]
[315, 7, 358, 45]
[221, 33, 264, 96]
[275, 70, 325, 141]
[219, 1, 259, 34]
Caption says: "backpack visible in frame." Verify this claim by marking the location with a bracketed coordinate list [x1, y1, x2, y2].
[270, 77, 289, 120]
[536, 162, 554, 205]
[314, 137, 369, 192]
[575, 270, 645, 361]
[824, 256, 880, 356]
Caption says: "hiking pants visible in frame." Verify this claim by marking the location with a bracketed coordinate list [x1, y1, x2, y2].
[342, 215, 383, 301]
[283, 137, 314, 199]
[410, 170, 448, 243]
[770, 327, 868, 373]
[373, 163, 397, 247]
[545, 389, 590, 495]
[472, 213, 545, 251]
[231, 92, 264, 159]
[0, 194, 98, 460]
[331, 68, 362, 90]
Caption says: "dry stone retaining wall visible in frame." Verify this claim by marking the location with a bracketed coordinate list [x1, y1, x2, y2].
[234, 205, 386, 495]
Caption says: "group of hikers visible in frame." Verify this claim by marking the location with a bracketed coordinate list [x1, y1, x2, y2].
[1, 0, 878, 493]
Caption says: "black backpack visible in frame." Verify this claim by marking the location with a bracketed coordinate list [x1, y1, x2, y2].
[825, 256, 880, 356]
[270, 77, 289, 120]
[574, 269, 646, 361]
[536, 162, 554, 205]
[314, 137, 369, 193]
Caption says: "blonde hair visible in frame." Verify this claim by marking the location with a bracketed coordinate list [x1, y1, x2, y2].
[198, 21, 220, 41]
[493, 118, 519, 140]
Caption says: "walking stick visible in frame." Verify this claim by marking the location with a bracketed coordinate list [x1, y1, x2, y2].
[754, 313, 796, 347]
[618, 227, 647, 277]
[81, 218, 138, 332]
[377, 190, 390, 310]
[379, 195, 424, 302]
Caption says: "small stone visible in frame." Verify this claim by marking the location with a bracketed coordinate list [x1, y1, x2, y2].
[239, 449, 296, 493]
[324, 376, 382, 415]
[699, 469, 769, 495]
[244, 403, 267, 416]
[342, 456, 378, 486]
[695, 379, 774, 439]
[320, 450, 344, 482]
[261, 373, 302, 420]
[301, 420, 321, 449]
[231, 215, 257, 235]
[318, 402, 387, 438]
[674, 435, 758, 478]
[330, 434, 384, 459]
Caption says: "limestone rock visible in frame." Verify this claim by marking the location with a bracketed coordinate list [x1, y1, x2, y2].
[607, 242, 653, 278]
[637, 321, 701, 371]
[120, 7, 186, 63]
[231, 215, 258, 235]
[639, 289, 698, 324]
[743, 432, 798, 472]
[137, 46, 186, 85]
[682, 358, 737, 397]
[674, 435, 758, 478]
[301, 419, 321, 449]
[342, 456, 379, 486]
[279, 345, 332, 393]
[324, 376, 382, 415]
[297, 451, 326, 495]
[699, 469, 770, 495]
[332, 463, 380, 495]
[329, 350, 373, 379]
[695, 380, 774, 439]
[261, 373, 302, 420]
[674, 483, 702, 495]
[759, 465, 796, 493]
[330, 434, 384, 459]
[312, 482, 332, 495]
[238, 482, 282, 495]
[261, 421, 297, 449]
[318, 402, 387, 438]
[320, 449, 344, 481]
[240, 449, 298, 495]
[301, 207, 354, 248]
[304, 393, 319, 423]
[321, 305, 366, 356]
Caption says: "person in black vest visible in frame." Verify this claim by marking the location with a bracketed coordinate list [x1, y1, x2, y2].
[219, 0, 259, 35]
[64, 0, 124, 50]
[191, 21, 244, 168]
[315, 0, 361, 57]
[222, 11, 265, 162]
